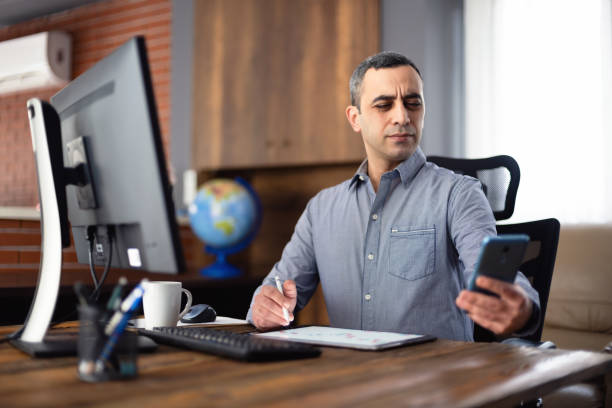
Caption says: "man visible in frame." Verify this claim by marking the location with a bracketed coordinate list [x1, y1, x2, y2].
[246, 52, 539, 341]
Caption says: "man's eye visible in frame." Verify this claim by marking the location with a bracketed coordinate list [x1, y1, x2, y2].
[374, 104, 391, 110]
[405, 101, 422, 108]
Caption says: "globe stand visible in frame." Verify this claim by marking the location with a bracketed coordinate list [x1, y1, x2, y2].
[200, 247, 242, 278]
[197, 177, 261, 279]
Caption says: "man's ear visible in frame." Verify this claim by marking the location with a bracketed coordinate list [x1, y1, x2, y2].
[345, 105, 361, 133]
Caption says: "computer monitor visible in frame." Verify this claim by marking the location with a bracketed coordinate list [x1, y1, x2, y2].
[13, 36, 185, 356]
[51, 36, 184, 273]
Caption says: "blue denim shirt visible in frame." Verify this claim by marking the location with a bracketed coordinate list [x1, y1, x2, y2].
[247, 147, 539, 341]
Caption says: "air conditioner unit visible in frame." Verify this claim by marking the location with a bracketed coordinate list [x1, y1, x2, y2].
[0, 31, 72, 95]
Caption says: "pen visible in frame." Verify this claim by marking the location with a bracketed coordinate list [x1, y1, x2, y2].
[95, 311, 134, 374]
[95, 279, 147, 373]
[106, 276, 128, 311]
[74, 282, 91, 306]
[105, 278, 148, 336]
[274, 276, 290, 325]
[74, 282, 88, 306]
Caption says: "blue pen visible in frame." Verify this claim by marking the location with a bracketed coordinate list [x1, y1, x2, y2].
[105, 279, 148, 336]
[95, 279, 147, 373]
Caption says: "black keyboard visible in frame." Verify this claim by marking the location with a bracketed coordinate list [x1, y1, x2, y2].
[138, 326, 321, 362]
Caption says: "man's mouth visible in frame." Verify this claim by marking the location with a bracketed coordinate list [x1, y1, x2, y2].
[387, 132, 415, 141]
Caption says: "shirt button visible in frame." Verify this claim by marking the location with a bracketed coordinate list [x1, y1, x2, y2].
[367, 253, 374, 260]
[365, 294, 372, 301]
[371, 214, 378, 220]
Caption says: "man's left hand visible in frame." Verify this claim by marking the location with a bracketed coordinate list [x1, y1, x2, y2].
[455, 276, 533, 336]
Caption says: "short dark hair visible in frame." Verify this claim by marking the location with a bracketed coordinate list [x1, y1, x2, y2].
[349, 51, 422, 110]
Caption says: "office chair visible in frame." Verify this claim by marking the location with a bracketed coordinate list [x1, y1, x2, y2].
[428, 155, 520, 221]
[491, 218, 560, 344]
[428, 155, 560, 344]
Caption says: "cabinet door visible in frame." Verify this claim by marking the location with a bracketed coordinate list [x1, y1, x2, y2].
[192, 0, 378, 169]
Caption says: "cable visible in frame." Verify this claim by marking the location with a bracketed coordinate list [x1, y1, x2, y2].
[86, 227, 99, 288]
[0, 326, 24, 344]
[2, 228, 116, 343]
[86, 226, 115, 301]
[0, 306, 79, 344]
[89, 228, 113, 301]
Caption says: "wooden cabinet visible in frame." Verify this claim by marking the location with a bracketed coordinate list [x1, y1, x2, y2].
[192, 0, 379, 169]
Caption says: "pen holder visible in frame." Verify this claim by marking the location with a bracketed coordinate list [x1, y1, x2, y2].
[77, 304, 138, 382]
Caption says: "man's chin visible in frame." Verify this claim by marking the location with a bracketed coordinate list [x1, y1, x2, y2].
[388, 145, 418, 161]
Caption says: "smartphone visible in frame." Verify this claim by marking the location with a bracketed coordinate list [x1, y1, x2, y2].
[468, 234, 530, 297]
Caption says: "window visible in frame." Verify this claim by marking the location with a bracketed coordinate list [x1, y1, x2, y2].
[465, 0, 612, 224]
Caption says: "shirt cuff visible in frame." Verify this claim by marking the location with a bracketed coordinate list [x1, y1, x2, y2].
[245, 285, 263, 325]
[512, 303, 541, 338]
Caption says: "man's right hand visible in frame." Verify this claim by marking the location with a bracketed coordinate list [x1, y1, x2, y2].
[251, 279, 297, 330]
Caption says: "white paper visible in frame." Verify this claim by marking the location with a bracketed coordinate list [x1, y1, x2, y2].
[254, 326, 431, 350]
[130, 316, 248, 329]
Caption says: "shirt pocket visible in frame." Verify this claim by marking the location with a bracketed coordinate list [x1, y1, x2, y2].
[389, 226, 436, 281]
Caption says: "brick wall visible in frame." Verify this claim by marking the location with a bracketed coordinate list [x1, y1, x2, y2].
[0, 0, 171, 207]
[0, 218, 209, 288]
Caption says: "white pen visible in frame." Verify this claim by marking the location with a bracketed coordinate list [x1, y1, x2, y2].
[274, 276, 290, 325]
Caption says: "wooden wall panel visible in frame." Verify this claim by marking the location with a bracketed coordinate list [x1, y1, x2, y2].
[192, 0, 379, 169]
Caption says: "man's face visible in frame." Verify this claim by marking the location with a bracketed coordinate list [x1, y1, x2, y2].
[346, 65, 425, 168]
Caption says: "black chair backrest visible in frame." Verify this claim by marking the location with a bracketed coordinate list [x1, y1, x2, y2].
[428, 155, 520, 221]
[496, 219, 560, 342]
[472, 218, 560, 343]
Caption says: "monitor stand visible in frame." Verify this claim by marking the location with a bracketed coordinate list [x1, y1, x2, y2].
[14, 99, 157, 357]
[11, 332, 158, 357]
[13, 99, 67, 357]
[11, 333, 81, 357]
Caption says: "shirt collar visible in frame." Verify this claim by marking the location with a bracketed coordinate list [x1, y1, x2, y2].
[349, 158, 369, 189]
[396, 146, 426, 184]
[348, 146, 427, 190]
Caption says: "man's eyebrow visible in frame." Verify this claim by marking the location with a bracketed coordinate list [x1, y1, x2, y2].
[371, 95, 394, 104]
[403, 93, 423, 101]
[371, 93, 422, 104]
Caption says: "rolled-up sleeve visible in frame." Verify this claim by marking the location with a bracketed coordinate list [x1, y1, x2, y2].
[246, 199, 320, 324]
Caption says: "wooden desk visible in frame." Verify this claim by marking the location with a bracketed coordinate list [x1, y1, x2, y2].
[1, 324, 611, 407]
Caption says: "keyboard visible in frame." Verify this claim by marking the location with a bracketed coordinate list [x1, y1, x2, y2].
[138, 326, 321, 362]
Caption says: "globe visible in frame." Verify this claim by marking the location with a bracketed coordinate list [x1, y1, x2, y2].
[188, 178, 261, 278]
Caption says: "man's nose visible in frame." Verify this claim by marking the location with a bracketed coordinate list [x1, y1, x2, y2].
[391, 102, 410, 126]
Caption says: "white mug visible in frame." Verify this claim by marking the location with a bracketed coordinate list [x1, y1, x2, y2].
[143, 281, 193, 330]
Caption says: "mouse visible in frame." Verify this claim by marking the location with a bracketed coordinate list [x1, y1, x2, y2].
[180, 304, 217, 323]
